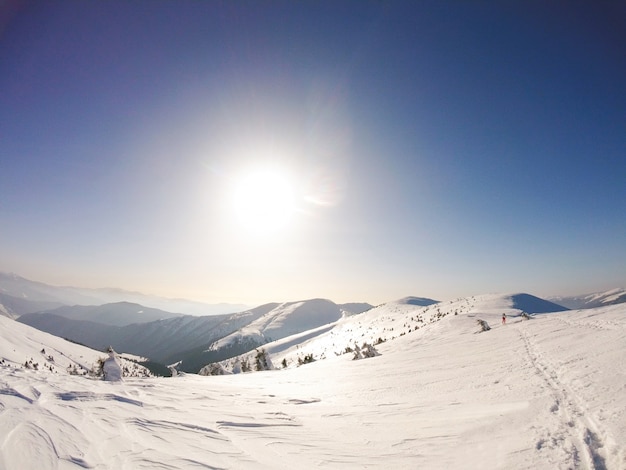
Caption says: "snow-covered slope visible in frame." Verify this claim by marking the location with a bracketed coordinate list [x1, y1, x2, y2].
[209, 299, 349, 351]
[1, 296, 624, 469]
[208, 293, 564, 373]
[549, 288, 626, 309]
[18, 304, 279, 365]
[0, 315, 150, 377]
[18, 299, 369, 371]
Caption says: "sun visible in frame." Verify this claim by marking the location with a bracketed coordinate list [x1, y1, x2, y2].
[229, 168, 296, 235]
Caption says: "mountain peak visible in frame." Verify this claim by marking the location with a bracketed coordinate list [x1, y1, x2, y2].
[465, 293, 568, 315]
[395, 296, 439, 307]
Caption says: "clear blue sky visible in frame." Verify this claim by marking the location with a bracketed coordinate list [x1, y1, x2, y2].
[1, 1, 625, 305]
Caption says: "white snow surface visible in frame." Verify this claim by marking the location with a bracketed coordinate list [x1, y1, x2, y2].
[1, 295, 626, 469]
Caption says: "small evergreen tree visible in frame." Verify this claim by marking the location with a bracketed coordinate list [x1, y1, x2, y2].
[92, 357, 105, 377]
[299, 353, 315, 365]
[255, 349, 270, 371]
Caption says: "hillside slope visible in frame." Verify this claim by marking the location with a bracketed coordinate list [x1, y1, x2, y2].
[18, 303, 280, 365]
[208, 299, 370, 353]
[1, 296, 623, 469]
[0, 315, 150, 377]
[208, 292, 565, 373]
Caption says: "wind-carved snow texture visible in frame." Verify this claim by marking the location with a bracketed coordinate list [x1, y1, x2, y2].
[1, 294, 625, 469]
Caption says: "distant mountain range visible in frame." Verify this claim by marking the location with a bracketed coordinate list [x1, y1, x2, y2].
[0, 292, 63, 319]
[5, 271, 625, 376]
[17, 299, 374, 372]
[548, 288, 626, 310]
[31, 302, 185, 326]
[15, 290, 570, 376]
[0, 272, 249, 316]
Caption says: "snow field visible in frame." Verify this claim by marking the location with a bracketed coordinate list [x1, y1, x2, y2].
[1, 297, 625, 469]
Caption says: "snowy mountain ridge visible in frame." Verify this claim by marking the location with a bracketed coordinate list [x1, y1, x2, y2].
[209, 298, 350, 351]
[17, 300, 365, 370]
[2, 292, 624, 469]
[549, 287, 626, 310]
[202, 292, 565, 374]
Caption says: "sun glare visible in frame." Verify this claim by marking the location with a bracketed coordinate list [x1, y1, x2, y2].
[230, 168, 296, 235]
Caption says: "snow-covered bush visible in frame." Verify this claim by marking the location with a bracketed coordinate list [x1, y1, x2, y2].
[476, 319, 491, 332]
[298, 354, 315, 365]
[200, 362, 231, 376]
[67, 364, 86, 376]
[102, 347, 123, 381]
[353, 343, 380, 360]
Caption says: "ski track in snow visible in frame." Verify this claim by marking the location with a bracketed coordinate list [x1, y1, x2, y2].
[519, 327, 607, 469]
[514, 307, 626, 470]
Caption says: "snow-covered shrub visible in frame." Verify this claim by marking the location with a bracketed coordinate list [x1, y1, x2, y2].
[67, 364, 85, 376]
[201, 362, 231, 376]
[476, 319, 491, 332]
[352, 343, 380, 360]
[91, 357, 105, 377]
[102, 347, 123, 381]
[362, 343, 380, 358]
[298, 354, 315, 365]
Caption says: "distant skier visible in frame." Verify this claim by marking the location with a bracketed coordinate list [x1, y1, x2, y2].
[502, 313, 506, 325]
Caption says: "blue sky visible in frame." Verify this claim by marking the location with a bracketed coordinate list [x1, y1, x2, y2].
[1, 1, 625, 305]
